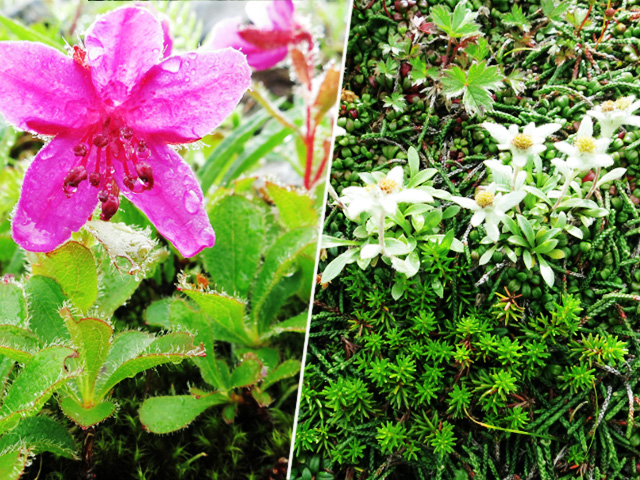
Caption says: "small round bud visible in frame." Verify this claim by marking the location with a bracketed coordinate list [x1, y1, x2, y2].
[93, 134, 109, 148]
[73, 143, 89, 157]
[89, 172, 101, 187]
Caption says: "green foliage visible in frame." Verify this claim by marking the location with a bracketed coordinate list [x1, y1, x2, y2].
[442, 62, 505, 116]
[430, 3, 481, 39]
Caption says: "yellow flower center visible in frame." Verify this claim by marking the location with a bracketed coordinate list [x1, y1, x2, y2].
[511, 134, 534, 150]
[378, 178, 398, 194]
[475, 190, 495, 208]
[615, 97, 632, 110]
[575, 136, 597, 154]
[601, 100, 615, 112]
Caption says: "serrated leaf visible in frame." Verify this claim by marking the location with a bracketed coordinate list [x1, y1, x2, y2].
[230, 359, 263, 388]
[542, 0, 570, 23]
[145, 300, 230, 390]
[252, 228, 316, 335]
[0, 326, 40, 363]
[203, 195, 265, 297]
[0, 416, 76, 459]
[0, 347, 78, 435]
[264, 312, 308, 339]
[383, 92, 407, 113]
[503, 5, 530, 31]
[265, 183, 318, 230]
[63, 315, 112, 401]
[0, 448, 29, 480]
[431, 3, 481, 38]
[31, 242, 97, 312]
[23, 276, 69, 343]
[139, 393, 228, 433]
[262, 359, 301, 390]
[442, 62, 504, 116]
[93, 332, 204, 400]
[465, 37, 489, 61]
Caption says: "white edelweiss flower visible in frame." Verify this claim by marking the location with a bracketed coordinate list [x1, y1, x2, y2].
[555, 117, 612, 172]
[587, 96, 640, 138]
[451, 184, 526, 242]
[339, 166, 434, 221]
[482, 121, 561, 170]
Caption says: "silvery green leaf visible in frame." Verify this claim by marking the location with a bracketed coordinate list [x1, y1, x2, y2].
[596, 168, 626, 188]
[321, 249, 358, 283]
[565, 225, 583, 239]
[322, 235, 361, 248]
[480, 245, 497, 265]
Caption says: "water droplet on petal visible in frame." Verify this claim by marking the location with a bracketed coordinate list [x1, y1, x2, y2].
[200, 227, 214, 245]
[183, 190, 200, 214]
[162, 56, 182, 73]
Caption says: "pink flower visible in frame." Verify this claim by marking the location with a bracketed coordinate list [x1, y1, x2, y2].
[208, 0, 310, 71]
[0, 6, 251, 257]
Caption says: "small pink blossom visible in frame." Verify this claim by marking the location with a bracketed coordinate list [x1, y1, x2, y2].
[0, 6, 251, 257]
[208, 0, 310, 71]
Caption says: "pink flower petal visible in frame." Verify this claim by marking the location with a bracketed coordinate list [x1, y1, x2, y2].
[208, 17, 288, 71]
[85, 6, 164, 107]
[0, 42, 98, 135]
[114, 140, 215, 258]
[12, 134, 99, 251]
[247, 0, 294, 30]
[124, 48, 251, 143]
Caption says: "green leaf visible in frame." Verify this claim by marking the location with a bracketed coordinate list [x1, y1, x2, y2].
[533, 239, 559, 255]
[252, 227, 317, 335]
[541, 0, 570, 23]
[0, 347, 78, 434]
[321, 249, 358, 284]
[0, 15, 64, 50]
[230, 359, 264, 388]
[262, 359, 301, 390]
[547, 249, 565, 259]
[59, 397, 115, 429]
[442, 62, 505, 116]
[507, 235, 529, 248]
[264, 312, 309, 339]
[383, 92, 407, 113]
[23, 276, 69, 343]
[198, 108, 272, 193]
[0, 283, 27, 328]
[265, 183, 318, 230]
[431, 3, 481, 38]
[93, 332, 204, 401]
[0, 326, 40, 363]
[465, 37, 489, 62]
[139, 393, 228, 434]
[408, 147, 420, 178]
[180, 289, 254, 346]
[0, 448, 29, 480]
[145, 299, 231, 390]
[0, 416, 76, 459]
[203, 195, 265, 298]
[63, 316, 113, 402]
[503, 5, 530, 31]
[538, 256, 555, 287]
[222, 125, 293, 186]
[516, 215, 535, 247]
[321, 235, 361, 248]
[31, 242, 97, 312]
[523, 250, 533, 269]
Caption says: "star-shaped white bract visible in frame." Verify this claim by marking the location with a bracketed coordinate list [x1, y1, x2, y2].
[587, 96, 640, 138]
[482, 122, 561, 170]
[340, 166, 434, 221]
[555, 117, 612, 172]
[451, 184, 526, 242]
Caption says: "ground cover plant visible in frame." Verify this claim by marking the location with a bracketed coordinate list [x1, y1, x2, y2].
[0, 1, 346, 478]
[292, 0, 640, 479]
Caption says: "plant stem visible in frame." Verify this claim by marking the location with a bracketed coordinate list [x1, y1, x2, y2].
[552, 172, 577, 210]
[585, 167, 601, 200]
[378, 212, 387, 256]
[80, 427, 96, 480]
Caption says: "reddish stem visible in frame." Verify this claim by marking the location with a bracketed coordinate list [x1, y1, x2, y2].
[576, 3, 593, 37]
[382, 0, 392, 19]
[303, 107, 315, 190]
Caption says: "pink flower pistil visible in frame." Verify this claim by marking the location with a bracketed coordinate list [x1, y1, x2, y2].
[0, 6, 251, 257]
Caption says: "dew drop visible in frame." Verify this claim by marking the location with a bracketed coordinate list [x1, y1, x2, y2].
[183, 190, 200, 214]
[162, 56, 182, 73]
[200, 227, 215, 245]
